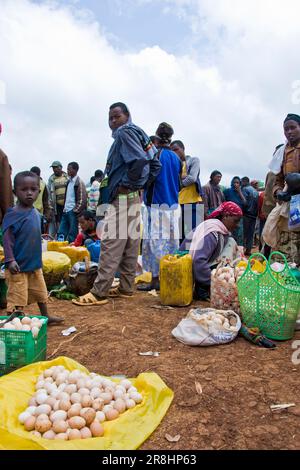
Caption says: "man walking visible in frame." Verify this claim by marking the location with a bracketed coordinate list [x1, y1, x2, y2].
[48, 161, 68, 237]
[58, 162, 87, 242]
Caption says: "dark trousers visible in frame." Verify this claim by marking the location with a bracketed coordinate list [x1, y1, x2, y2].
[58, 210, 79, 243]
[243, 216, 257, 254]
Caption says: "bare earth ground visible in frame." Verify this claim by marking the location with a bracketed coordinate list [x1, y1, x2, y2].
[23, 293, 300, 451]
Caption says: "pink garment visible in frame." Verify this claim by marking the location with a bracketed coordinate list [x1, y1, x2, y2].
[189, 219, 229, 259]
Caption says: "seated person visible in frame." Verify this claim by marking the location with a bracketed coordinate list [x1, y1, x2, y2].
[73, 210, 99, 247]
[180, 202, 243, 300]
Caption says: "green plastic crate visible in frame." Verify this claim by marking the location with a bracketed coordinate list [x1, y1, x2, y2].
[0, 316, 48, 376]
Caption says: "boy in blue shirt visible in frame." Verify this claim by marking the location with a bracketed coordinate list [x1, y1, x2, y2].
[2, 171, 62, 324]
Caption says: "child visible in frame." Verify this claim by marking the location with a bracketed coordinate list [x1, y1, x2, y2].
[73, 210, 99, 247]
[2, 171, 63, 324]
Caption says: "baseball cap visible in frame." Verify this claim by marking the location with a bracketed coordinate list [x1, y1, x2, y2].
[50, 161, 63, 168]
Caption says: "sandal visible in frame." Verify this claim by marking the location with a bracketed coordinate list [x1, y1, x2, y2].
[72, 292, 108, 306]
[108, 287, 133, 298]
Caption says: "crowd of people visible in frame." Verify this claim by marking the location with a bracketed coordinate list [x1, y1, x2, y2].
[0, 106, 299, 314]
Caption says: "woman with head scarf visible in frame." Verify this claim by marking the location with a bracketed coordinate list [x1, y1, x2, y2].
[224, 176, 246, 246]
[269, 114, 300, 265]
[180, 202, 243, 300]
[139, 123, 182, 291]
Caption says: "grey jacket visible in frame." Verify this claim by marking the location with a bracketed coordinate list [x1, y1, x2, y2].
[181, 155, 202, 197]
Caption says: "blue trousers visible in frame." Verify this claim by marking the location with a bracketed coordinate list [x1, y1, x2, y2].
[58, 210, 79, 243]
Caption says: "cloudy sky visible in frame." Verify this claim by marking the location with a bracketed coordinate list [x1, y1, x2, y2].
[1, 0, 300, 185]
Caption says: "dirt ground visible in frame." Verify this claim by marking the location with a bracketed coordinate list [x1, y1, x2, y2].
[23, 293, 300, 451]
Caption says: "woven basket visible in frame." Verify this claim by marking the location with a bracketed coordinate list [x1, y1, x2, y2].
[237, 252, 300, 340]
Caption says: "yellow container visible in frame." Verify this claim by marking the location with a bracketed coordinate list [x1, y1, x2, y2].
[160, 254, 193, 307]
[47, 241, 69, 252]
[58, 246, 90, 266]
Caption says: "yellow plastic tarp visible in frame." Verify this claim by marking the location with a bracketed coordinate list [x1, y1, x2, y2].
[0, 356, 174, 450]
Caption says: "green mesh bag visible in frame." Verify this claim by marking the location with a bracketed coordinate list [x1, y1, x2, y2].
[237, 252, 300, 341]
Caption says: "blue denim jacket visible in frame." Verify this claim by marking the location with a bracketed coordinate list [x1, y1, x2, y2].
[106, 127, 157, 203]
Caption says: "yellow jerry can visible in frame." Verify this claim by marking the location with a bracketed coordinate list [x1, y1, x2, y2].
[58, 246, 90, 267]
[160, 254, 193, 307]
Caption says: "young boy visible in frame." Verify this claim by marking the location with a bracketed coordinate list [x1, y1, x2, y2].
[73, 210, 99, 247]
[2, 171, 63, 324]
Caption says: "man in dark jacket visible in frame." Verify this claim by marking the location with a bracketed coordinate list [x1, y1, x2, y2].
[241, 176, 259, 256]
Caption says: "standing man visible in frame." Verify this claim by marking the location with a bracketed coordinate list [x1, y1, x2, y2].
[88, 169, 104, 213]
[48, 161, 68, 237]
[203, 170, 225, 219]
[30, 167, 52, 233]
[170, 140, 203, 241]
[58, 162, 87, 243]
[0, 123, 13, 227]
[73, 102, 160, 306]
[241, 176, 259, 256]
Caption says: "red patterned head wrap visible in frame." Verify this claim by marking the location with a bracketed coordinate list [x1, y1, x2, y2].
[208, 202, 243, 219]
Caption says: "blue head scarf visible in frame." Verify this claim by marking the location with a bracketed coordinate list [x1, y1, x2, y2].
[225, 176, 244, 208]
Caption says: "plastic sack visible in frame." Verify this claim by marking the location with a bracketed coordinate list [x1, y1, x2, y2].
[0, 356, 174, 450]
[289, 195, 300, 231]
[210, 261, 245, 314]
[262, 202, 289, 248]
[172, 308, 241, 346]
[42, 251, 71, 288]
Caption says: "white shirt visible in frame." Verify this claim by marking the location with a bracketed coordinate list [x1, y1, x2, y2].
[64, 176, 78, 212]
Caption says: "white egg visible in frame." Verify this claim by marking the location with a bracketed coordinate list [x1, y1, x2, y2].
[102, 405, 113, 414]
[120, 380, 132, 390]
[50, 410, 67, 422]
[18, 411, 31, 424]
[4, 323, 13, 330]
[57, 383, 67, 392]
[21, 316, 32, 325]
[95, 411, 106, 423]
[90, 388, 101, 399]
[128, 387, 137, 394]
[125, 399, 136, 409]
[114, 390, 125, 400]
[12, 317, 22, 325]
[50, 389, 60, 399]
[35, 404, 52, 416]
[21, 325, 31, 332]
[26, 406, 37, 415]
[35, 393, 48, 405]
[35, 381, 45, 390]
[31, 327, 39, 339]
[56, 373, 68, 386]
[129, 392, 143, 404]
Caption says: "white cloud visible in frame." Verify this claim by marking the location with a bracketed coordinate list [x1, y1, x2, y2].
[0, 0, 299, 187]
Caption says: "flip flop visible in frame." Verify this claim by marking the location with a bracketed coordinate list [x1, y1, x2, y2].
[108, 287, 133, 299]
[72, 292, 109, 306]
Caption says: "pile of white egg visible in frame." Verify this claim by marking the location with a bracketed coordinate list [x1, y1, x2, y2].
[2, 317, 45, 338]
[188, 309, 238, 333]
[18, 365, 143, 440]
[211, 265, 246, 313]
